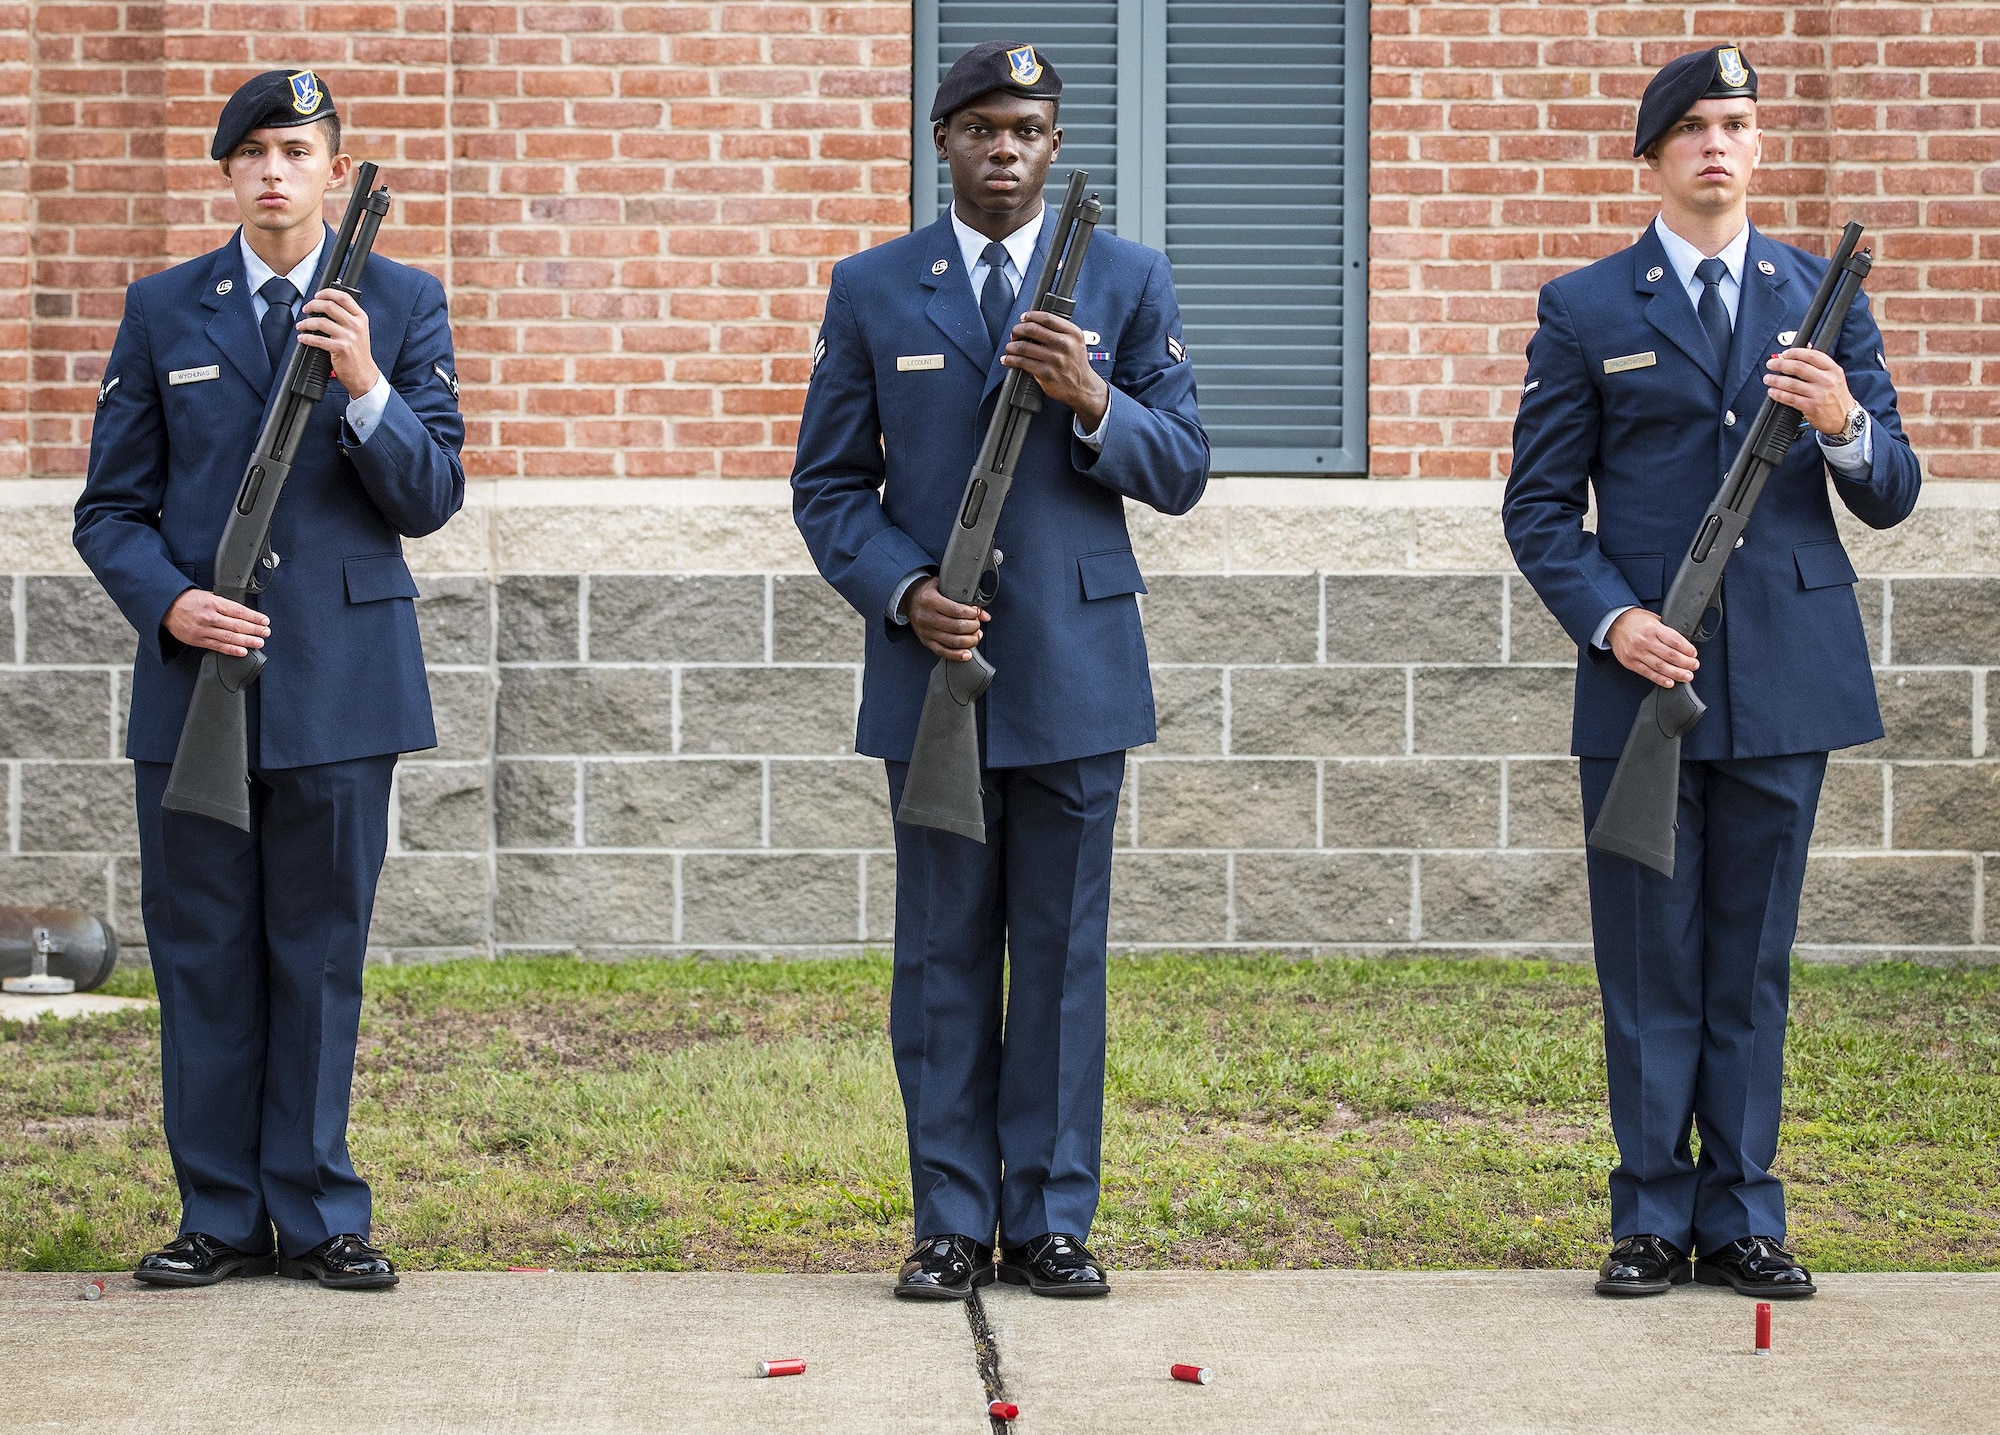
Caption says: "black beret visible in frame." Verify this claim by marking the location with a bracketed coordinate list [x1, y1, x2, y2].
[211, 70, 337, 160]
[930, 40, 1062, 123]
[1633, 45, 1758, 158]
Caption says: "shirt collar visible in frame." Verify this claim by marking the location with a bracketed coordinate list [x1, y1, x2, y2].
[950, 204, 1044, 281]
[239, 227, 326, 302]
[1653, 214, 1749, 289]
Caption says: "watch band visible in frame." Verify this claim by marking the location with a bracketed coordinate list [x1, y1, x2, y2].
[1823, 403, 1866, 446]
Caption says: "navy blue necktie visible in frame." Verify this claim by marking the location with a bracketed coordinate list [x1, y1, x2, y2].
[259, 275, 299, 375]
[1694, 257, 1732, 369]
[979, 241, 1015, 352]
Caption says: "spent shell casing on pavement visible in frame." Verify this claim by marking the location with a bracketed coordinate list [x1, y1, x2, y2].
[82, 1279, 105, 1301]
[757, 1358, 807, 1378]
[1755, 1302, 1772, 1354]
[987, 1399, 1019, 1419]
[1170, 1363, 1213, 1385]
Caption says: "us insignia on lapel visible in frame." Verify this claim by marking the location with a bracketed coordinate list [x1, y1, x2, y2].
[1758, 260, 1776, 275]
[931, 259, 949, 276]
[1166, 336, 1186, 364]
[1603, 351, 1657, 374]
[1645, 266, 1664, 282]
[216, 279, 233, 296]
[1778, 330, 1798, 346]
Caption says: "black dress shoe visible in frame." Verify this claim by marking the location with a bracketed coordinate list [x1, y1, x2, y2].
[278, 1234, 399, 1290]
[132, 1232, 277, 1288]
[997, 1233, 1109, 1298]
[1694, 1236, 1816, 1298]
[895, 1234, 995, 1301]
[1593, 1234, 1692, 1297]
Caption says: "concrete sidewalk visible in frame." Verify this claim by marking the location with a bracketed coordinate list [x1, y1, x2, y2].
[1, 1270, 1994, 1433]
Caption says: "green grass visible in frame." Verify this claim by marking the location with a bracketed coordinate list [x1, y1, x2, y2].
[4, 955, 1996, 1273]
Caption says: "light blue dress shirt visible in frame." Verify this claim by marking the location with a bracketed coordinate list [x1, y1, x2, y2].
[239, 232, 392, 443]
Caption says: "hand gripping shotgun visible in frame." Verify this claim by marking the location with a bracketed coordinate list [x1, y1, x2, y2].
[894, 171, 1102, 842]
[161, 162, 392, 831]
[1586, 221, 1872, 877]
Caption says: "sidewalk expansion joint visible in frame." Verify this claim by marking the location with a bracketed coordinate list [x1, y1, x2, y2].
[965, 1289, 1010, 1432]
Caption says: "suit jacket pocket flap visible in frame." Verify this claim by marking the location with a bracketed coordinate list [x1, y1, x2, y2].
[1078, 548, 1147, 601]
[1607, 552, 1665, 602]
[1794, 540, 1859, 591]
[344, 553, 420, 604]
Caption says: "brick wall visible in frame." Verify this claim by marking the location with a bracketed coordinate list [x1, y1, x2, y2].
[6, 3, 1995, 486]
[1369, 0, 1999, 481]
[3, 0, 911, 483]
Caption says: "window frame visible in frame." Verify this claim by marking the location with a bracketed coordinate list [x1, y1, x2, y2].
[911, 0, 1372, 476]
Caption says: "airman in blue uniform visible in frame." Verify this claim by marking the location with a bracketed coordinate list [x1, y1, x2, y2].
[792, 41, 1208, 1300]
[1504, 47, 1921, 1302]
[73, 70, 464, 1291]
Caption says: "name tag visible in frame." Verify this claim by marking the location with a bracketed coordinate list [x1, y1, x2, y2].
[1603, 351, 1657, 375]
[169, 365, 222, 386]
[896, 354, 945, 372]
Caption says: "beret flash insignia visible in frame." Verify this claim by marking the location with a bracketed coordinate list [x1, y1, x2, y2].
[1717, 47, 1749, 89]
[1006, 46, 1043, 87]
[289, 70, 324, 116]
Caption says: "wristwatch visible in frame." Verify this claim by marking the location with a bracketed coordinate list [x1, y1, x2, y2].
[1822, 403, 1867, 446]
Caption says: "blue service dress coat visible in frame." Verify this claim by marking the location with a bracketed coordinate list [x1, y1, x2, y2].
[74, 226, 465, 768]
[1504, 221, 1921, 760]
[791, 209, 1210, 766]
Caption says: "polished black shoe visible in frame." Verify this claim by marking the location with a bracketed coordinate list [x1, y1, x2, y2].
[997, 1232, 1109, 1298]
[278, 1234, 399, 1290]
[132, 1232, 277, 1288]
[1593, 1234, 1692, 1297]
[894, 1234, 995, 1301]
[1694, 1236, 1816, 1298]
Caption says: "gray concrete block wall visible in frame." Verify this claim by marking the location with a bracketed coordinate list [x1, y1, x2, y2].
[3, 568, 1996, 963]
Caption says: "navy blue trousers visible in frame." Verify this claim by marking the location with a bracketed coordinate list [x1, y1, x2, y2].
[885, 751, 1124, 1249]
[1580, 751, 1826, 1255]
[134, 752, 395, 1257]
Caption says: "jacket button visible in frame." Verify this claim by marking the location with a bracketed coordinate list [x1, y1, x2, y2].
[1724, 410, 1737, 426]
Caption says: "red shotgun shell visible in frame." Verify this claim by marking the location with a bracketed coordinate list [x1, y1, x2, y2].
[1755, 1302, 1772, 1355]
[757, 1358, 807, 1378]
[988, 1400, 1018, 1419]
[1170, 1363, 1213, 1385]
[82, 1279, 105, 1301]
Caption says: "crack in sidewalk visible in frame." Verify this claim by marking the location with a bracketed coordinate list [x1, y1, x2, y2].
[965, 1289, 1010, 1432]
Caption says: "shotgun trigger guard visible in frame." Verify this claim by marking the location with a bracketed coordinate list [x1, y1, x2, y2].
[1691, 588, 1722, 643]
[975, 562, 999, 605]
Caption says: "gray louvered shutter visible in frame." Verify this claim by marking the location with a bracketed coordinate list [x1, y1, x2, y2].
[911, 1, 1367, 474]
[919, 4, 1120, 230]
[1164, 3, 1363, 472]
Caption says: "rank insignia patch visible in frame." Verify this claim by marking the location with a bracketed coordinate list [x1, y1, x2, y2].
[1717, 48, 1748, 88]
[289, 70, 324, 116]
[433, 363, 459, 400]
[1166, 336, 1186, 364]
[1006, 46, 1043, 87]
[1522, 378, 1540, 395]
[96, 375, 120, 408]
[811, 336, 827, 374]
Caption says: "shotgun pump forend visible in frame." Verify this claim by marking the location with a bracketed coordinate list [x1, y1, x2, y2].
[160, 163, 393, 831]
[1585, 222, 1872, 877]
[894, 171, 1102, 842]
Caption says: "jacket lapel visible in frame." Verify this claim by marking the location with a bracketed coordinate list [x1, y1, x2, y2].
[202, 233, 271, 396]
[979, 211, 1057, 409]
[1634, 224, 1722, 388]
[1726, 225, 1790, 410]
[920, 212, 992, 374]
